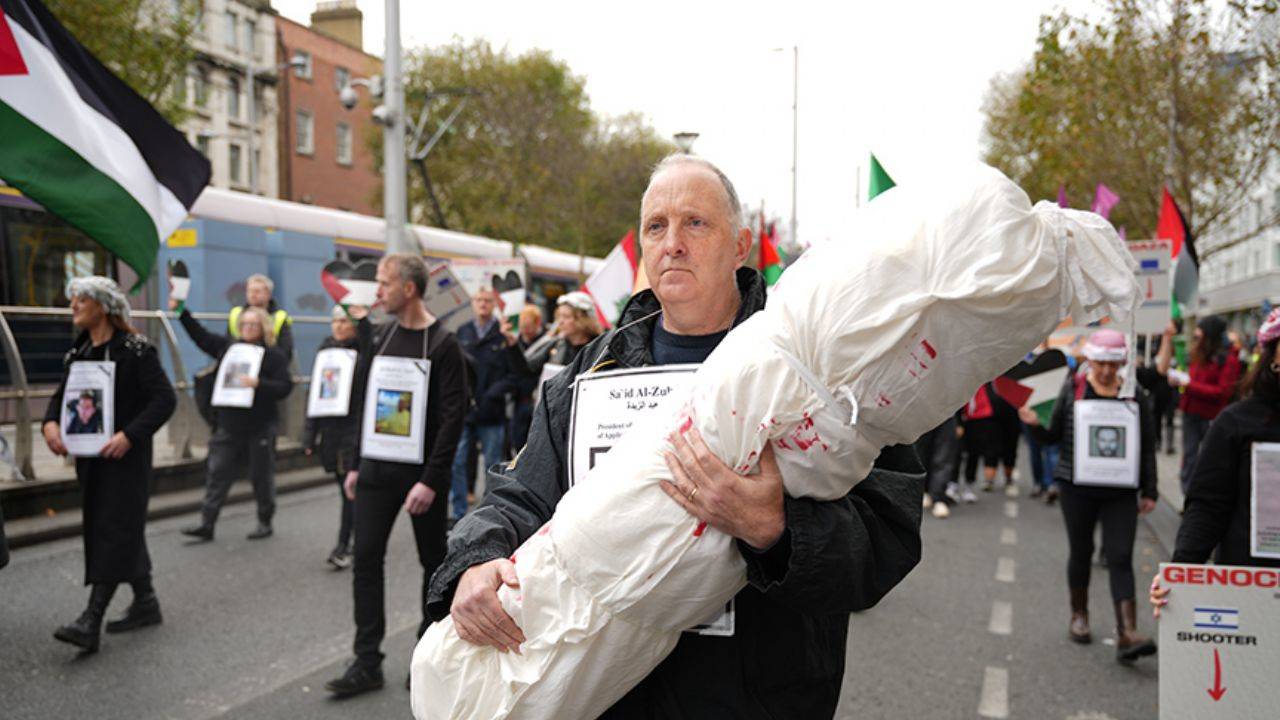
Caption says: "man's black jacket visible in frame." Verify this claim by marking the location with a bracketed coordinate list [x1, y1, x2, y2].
[429, 268, 924, 719]
[455, 319, 524, 426]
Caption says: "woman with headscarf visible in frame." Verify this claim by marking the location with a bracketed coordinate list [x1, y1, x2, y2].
[1169, 315, 1242, 495]
[1150, 309, 1280, 615]
[1021, 329, 1159, 663]
[172, 297, 292, 541]
[41, 277, 176, 654]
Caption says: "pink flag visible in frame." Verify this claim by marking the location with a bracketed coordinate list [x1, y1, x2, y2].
[1091, 183, 1120, 219]
[1056, 185, 1068, 208]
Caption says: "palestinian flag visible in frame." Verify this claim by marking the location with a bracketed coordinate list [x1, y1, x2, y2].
[758, 218, 782, 286]
[868, 153, 896, 200]
[321, 259, 379, 308]
[0, 0, 210, 286]
[994, 349, 1069, 427]
[1155, 187, 1198, 317]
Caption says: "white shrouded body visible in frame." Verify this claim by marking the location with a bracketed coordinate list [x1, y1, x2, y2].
[411, 163, 1140, 720]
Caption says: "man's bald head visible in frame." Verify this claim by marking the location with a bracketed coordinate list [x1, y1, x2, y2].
[642, 154, 742, 237]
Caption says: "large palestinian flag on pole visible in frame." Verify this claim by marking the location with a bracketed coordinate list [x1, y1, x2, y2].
[0, 0, 210, 286]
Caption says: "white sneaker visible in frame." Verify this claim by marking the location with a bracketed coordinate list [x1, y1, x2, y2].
[1010, 469, 1021, 482]
[1005, 483, 1020, 498]
[922, 494, 933, 509]
[961, 487, 978, 504]
[931, 502, 951, 519]
[944, 482, 961, 503]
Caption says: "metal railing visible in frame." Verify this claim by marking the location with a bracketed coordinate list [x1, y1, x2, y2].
[0, 306, 332, 481]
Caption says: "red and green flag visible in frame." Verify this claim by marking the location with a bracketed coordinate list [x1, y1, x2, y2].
[758, 218, 782, 286]
[1155, 187, 1198, 320]
[868, 153, 896, 200]
[0, 0, 210, 287]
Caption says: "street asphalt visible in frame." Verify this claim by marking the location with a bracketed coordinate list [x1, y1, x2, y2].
[2, 456, 1166, 719]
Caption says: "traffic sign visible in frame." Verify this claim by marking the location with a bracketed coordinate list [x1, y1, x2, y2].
[1158, 563, 1280, 719]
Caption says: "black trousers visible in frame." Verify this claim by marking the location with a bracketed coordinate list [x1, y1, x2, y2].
[1180, 413, 1211, 494]
[333, 471, 354, 550]
[352, 461, 448, 668]
[203, 425, 276, 526]
[916, 417, 960, 502]
[1058, 482, 1138, 602]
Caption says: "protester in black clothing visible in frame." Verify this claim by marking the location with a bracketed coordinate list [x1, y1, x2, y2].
[509, 304, 549, 451]
[431, 156, 923, 718]
[174, 301, 292, 541]
[228, 273, 294, 360]
[1022, 329, 1158, 663]
[41, 277, 176, 653]
[325, 253, 470, 698]
[917, 414, 963, 518]
[303, 306, 361, 569]
[449, 288, 523, 520]
[1135, 323, 1175, 453]
[1150, 310, 1280, 618]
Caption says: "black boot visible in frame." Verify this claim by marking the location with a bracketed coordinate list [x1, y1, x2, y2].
[54, 583, 116, 653]
[106, 577, 163, 634]
[181, 522, 214, 541]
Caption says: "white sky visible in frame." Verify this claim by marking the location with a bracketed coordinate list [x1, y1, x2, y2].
[273, 0, 1097, 246]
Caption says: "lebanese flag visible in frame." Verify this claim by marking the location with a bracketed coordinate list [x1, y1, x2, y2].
[584, 229, 639, 329]
[0, 0, 210, 286]
[758, 219, 782, 286]
[1155, 187, 1198, 312]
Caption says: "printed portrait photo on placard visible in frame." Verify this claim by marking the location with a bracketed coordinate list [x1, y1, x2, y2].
[64, 389, 103, 435]
[221, 361, 251, 387]
[374, 389, 413, 437]
[1089, 425, 1125, 458]
[319, 367, 341, 399]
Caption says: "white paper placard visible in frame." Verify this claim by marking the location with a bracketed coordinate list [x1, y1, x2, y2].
[566, 364, 734, 636]
[307, 347, 358, 418]
[1073, 399, 1140, 488]
[211, 343, 265, 408]
[1128, 239, 1172, 334]
[1250, 442, 1280, 559]
[360, 355, 430, 464]
[60, 360, 115, 456]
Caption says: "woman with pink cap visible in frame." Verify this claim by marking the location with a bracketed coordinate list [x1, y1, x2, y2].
[1021, 328, 1159, 663]
[1150, 308, 1280, 615]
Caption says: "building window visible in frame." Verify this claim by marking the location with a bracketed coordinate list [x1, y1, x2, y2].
[294, 51, 312, 80]
[224, 11, 238, 51]
[193, 67, 209, 108]
[195, 134, 210, 158]
[336, 122, 353, 165]
[229, 143, 243, 184]
[335, 66, 350, 92]
[245, 18, 257, 59]
[296, 110, 314, 154]
[227, 75, 241, 119]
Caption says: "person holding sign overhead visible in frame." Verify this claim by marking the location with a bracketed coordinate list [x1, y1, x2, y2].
[1021, 329, 1159, 662]
[324, 253, 470, 698]
[1149, 309, 1280, 617]
[303, 306, 362, 570]
[41, 277, 176, 654]
[424, 155, 924, 718]
[173, 298, 292, 541]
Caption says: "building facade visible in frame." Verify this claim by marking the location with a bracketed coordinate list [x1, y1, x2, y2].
[1197, 173, 1280, 336]
[276, 1, 382, 214]
[176, 0, 281, 197]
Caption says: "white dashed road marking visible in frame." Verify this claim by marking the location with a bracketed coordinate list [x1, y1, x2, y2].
[1000, 528, 1017, 545]
[996, 557, 1016, 583]
[1004, 501, 1018, 519]
[978, 666, 1010, 718]
[988, 601, 1013, 635]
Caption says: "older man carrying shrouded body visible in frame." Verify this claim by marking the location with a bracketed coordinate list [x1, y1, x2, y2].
[427, 155, 925, 719]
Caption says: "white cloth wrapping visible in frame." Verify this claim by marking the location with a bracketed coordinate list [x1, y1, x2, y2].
[410, 163, 1141, 720]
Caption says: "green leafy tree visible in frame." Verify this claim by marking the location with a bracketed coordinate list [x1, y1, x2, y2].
[46, 0, 201, 124]
[982, 0, 1279, 257]
[400, 40, 674, 258]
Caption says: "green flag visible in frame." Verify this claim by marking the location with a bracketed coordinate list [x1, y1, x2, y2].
[868, 153, 896, 200]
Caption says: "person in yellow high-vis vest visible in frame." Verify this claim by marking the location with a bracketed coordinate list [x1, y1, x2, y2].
[230, 274, 293, 360]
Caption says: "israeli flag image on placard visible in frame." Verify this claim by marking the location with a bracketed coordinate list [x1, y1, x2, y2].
[1193, 607, 1239, 631]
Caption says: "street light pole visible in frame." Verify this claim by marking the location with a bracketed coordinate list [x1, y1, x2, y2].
[383, 0, 410, 253]
[789, 45, 798, 248]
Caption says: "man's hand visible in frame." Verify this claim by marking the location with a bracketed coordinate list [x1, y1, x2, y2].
[661, 427, 785, 550]
[100, 432, 132, 460]
[347, 304, 369, 320]
[1138, 497, 1157, 516]
[500, 316, 517, 347]
[42, 420, 67, 456]
[344, 470, 359, 500]
[451, 559, 525, 653]
[403, 482, 436, 515]
[1017, 405, 1039, 426]
[1149, 572, 1170, 619]
[239, 376, 259, 388]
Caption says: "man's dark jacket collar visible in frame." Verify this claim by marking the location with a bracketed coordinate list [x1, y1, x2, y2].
[598, 267, 766, 370]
